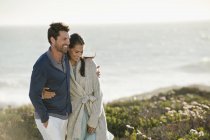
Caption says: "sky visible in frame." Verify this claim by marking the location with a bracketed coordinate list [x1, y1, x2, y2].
[0, 0, 210, 25]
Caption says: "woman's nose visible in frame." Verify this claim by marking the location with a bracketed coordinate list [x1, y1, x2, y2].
[78, 53, 82, 57]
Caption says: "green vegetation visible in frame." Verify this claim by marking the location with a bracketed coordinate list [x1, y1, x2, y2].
[0, 105, 42, 140]
[0, 86, 210, 140]
[105, 87, 210, 140]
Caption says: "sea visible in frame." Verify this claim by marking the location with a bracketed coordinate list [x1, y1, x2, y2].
[0, 21, 210, 106]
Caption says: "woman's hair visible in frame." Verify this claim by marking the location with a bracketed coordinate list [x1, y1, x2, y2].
[68, 33, 85, 77]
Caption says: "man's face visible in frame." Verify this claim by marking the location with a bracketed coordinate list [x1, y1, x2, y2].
[53, 31, 70, 53]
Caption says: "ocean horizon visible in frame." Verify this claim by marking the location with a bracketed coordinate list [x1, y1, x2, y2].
[0, 21, 210, 107]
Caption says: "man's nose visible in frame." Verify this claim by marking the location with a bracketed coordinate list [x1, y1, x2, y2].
[66, 39, 70, 46]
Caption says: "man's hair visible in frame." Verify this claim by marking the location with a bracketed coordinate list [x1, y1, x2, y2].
[48, 22, 70, 44]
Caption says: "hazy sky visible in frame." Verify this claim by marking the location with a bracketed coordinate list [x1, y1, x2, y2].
[0, 0, 210, 25]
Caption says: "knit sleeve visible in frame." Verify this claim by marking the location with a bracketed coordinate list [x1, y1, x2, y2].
[87, 60, 103, 128]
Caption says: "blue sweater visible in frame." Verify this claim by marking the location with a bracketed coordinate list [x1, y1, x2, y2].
[29, 52, 72, 123]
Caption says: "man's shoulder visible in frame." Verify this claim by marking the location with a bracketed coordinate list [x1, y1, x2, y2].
[34, 52, 49, 68]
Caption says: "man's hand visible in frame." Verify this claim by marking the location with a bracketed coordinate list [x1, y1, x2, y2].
[42, 87, 56, 99]
[43, 120, 48, 128]
[87, 125, 96, 134]
[96, 66, 101, 78]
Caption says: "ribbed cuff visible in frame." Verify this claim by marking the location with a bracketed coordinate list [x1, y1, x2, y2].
[41, 114, 49, 123]
[87, 115, 99, 128]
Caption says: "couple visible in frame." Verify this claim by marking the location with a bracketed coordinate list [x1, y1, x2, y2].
[29, 22, 113, 140]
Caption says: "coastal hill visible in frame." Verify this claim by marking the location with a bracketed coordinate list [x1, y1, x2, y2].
[115, 84, 210, 102]
[106, 84, 210, 139]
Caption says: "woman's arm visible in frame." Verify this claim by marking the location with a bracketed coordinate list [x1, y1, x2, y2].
[87, 60, 103, 129]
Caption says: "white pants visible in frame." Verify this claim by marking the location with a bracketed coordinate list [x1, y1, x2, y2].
[35, 116, 68, 140]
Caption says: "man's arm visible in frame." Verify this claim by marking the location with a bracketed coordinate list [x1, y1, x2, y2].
[29, 65, 49, 124]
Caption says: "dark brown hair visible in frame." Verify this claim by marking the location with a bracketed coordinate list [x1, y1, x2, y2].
[68, 33, 85, 77]
[48, 22, 70, 44]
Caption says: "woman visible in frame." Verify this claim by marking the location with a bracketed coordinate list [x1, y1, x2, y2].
[43, 33, 113, 140]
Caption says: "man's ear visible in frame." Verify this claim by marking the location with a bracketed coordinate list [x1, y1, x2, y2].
[50, 37, 55, 45]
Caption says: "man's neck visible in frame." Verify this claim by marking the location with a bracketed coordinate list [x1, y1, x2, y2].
[50, 46, 63, 63]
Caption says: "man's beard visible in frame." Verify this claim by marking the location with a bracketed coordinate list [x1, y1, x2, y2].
[62, 45, 68, 53]
[55, 45, 68, 54]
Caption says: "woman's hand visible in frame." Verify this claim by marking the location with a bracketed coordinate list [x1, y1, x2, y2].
[42, 87, 56, 99]
[87, 125, 96, 134]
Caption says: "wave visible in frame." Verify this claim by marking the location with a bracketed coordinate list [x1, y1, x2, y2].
[0, 79, 28, 89]
[180, 57, 210, 73]
[200, 33, 210, 41]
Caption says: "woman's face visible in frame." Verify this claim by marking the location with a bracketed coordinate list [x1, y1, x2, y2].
[68, 44, 84, 63]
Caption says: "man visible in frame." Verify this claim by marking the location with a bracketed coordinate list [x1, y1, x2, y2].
[29, 22, 71, 140]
